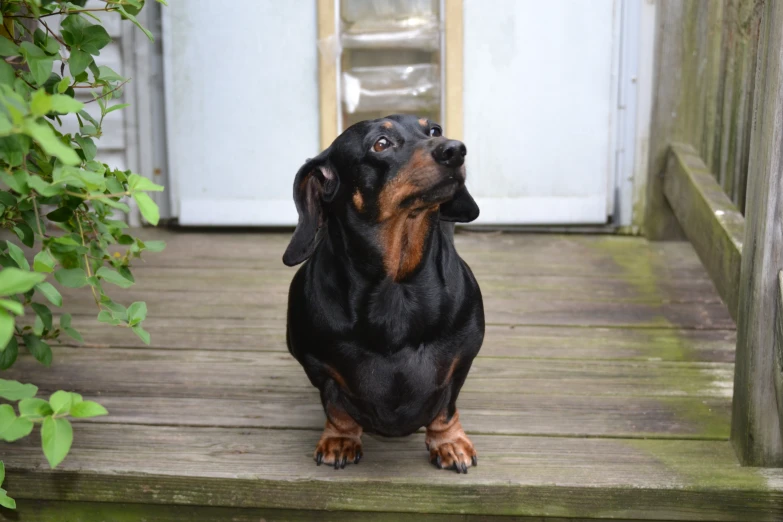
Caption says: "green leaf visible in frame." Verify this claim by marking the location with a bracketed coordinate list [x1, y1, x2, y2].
[68, 49, 92, 77]
[27, 174, 62, 197]
[50, 94, 84, 114]
[0, 338, 18, 370]
[118, 6, 154, 41]
[19, 398, 53, 419]
[96, 267, 133, 288]
[33, 250, 55, 273]
[23, 120, 80, 166]
[80, 25, 112, 55]
[23, 334, 52, 366]
[100, 198, 130, 213]
[54, 267, 87, 288]
[0, 310, 13, 352]
[60, 313, 72, 329]
[0, 404, 34, 442]
[30, 303, 52, 332]
[70, 392, 83, 405]
[0, 268, 46, 295]
[0, 488, 15, 510]
[97, 66, 125, 82]
[127, 301, 147, 325]
[63, 327, 83, 343]
[0, 299, 23, 316]
[49, 390, 72, 415]
[104, 103, 130, 115]
[74, 135, 96, 161]
[5, 241, 28, 270]
[133, 192, 159, 225]
[57, 76, 71, 94]
[0, 37, 20, 57]
[12, 222, 34, 248]
[70, 400, 107, 418]
[128, 173, 164, 192]
[97, 310, 120, 325]
[0, 61, 15, 86]
[0, 378, 38, 401]
[30, 88, 52, 117]
[42, 416, 73, 469]
[132, 325, 150, 345]
[20, 42, 55, 86]
[46, 206, 74, 222]
[35, 282, 62, 307]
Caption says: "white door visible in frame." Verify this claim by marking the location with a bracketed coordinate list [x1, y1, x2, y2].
[463, 0, 619, 225]
[162, 1, 320, 225]
[163, 0, 625, 226]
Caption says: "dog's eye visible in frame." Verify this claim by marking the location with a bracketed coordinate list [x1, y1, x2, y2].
[373, 137, 391, 152]
[429, 126, 442, 137]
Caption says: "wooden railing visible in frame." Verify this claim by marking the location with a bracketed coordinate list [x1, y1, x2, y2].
[647, 0, 783, 467]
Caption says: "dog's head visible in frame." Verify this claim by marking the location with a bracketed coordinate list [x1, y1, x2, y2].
[283, 115, 479, 275]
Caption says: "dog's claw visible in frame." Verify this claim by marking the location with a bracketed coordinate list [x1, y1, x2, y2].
[461, 462, 468, 474]
[316, 453, 323, 465]
[340, 456, 347, 469]
[354, 452, 362, 464]
[472, 455, 478, 467]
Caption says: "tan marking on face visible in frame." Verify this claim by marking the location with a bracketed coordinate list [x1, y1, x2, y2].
[376, 148, 443, 281]
[425, 410, 477, 471]
[382, 121, 393, 129]
[353, 190, 364, 212]
[419, 118, 428, 127]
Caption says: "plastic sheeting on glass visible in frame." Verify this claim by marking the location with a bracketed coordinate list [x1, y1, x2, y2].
[342, 64, 439, 114]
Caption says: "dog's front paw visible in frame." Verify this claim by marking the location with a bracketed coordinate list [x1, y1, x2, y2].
[425, 410, 477, 474]
[426, 434, 477, 474]
[314, 436, 363, 469]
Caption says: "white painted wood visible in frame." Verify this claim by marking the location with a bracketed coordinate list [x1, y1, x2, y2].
[462, 0, 618, 225]
[162, 1, 320, 226]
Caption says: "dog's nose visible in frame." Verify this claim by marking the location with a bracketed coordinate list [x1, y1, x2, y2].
[432, 140, 467, 168]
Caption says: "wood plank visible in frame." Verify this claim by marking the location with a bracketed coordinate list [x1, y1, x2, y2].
[775, 271, 783, 442]
[731, 0, 783, 467]
[121, 230, 710, 274]
[2, 501, 675, 522]
[80, 393, 731, 440]
[62, 319, 737, 363]
[663, 143, 744, 321]
[644, 0, 687, 239]
[444, 0, 463, 140]
[317, 0, 338, 150]
[66, 268, 721, 304]
[3, 348, 734, 399]
[43, 290, 734, 329]
[4, 425, 783, 520]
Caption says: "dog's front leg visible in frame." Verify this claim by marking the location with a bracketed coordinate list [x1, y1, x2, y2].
[425, 409, 477, 474]
[314, 406, 363, 469]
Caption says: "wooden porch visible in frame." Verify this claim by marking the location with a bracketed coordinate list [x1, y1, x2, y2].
[2, 229, 782, 521]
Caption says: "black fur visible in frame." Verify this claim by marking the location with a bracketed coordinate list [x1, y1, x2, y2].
[284, 114, 484, 440]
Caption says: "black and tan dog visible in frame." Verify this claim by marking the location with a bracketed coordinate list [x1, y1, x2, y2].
[283, 114, 484, 473]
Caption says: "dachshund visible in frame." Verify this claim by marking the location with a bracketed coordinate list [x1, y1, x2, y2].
[283, 114, 484, 473]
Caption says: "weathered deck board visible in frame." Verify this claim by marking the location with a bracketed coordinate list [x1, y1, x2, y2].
[5, 425, 783, 521]
[4, 347, 735, 399]
[59, 393, 732, 440]
[1, 231, 760, 520]
[61, 319, 737, 363]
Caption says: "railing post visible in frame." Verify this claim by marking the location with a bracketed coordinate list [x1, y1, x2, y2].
[730, 0, 783, 467]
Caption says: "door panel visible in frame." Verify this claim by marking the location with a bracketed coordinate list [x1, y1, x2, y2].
[164, 1, 319, 225]
[463, 0, 617, 225]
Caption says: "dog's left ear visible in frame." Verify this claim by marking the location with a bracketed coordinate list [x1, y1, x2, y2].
[283, 150, 339, 266]
[439, 185, 479, 223]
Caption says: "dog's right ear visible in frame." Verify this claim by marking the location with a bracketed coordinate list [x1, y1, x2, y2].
[282, 149, 339, 267]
